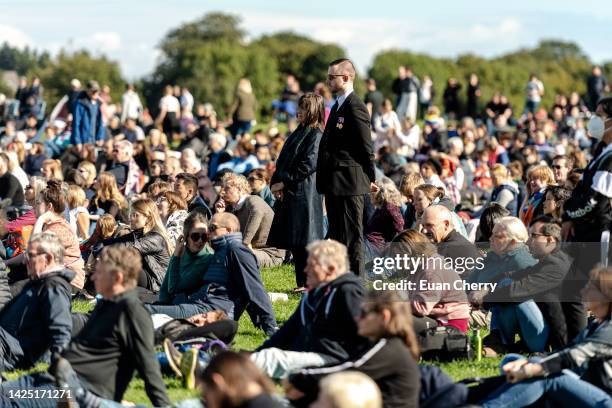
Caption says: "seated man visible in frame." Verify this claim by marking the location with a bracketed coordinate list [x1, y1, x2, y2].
[0, 232, 73, 372]
[146, 213, 278, 335]
[216, 172, 285, 267]
[175, 172, 212, 218]
[480, 216, 572, 352]
[0, 246, 170, 408]
[251, 239, 367, 379]
[420, 205, 483, 277]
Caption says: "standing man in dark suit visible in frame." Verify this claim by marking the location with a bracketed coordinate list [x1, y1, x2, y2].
[316, 58, 376, 276]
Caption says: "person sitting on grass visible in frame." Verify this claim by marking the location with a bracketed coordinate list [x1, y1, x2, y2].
[476, 216, 572, 352]
[285, 290, 421, 408]
[251, 239, 367, 379]
[472, 266, 612, 408]
[0, 246, 170, 408]
[0, 232, 73, 373]
[215, 172, 285, 268]
[146, 213, 278, 336]
[157, 210, 213, 305]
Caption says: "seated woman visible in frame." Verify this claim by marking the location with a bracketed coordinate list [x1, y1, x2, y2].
[66, 185, 90, 241]
[392, 229, 470, 334]
[248, 168, 275, 209]
[398, 171, 424, 229]
[102, 198, 171, 295]
[156, 190, 188, 249]
[157, 211, 213, 305]
[542, 185, 571, 219]
[469, 216, 539, 356]
[88, 172, 128, 224]
[364, 177, 404, 265]
[473, 266, 612, 408]
[519, 164, 555, 226]
[0, 176, 46, 239]
[6, 180, 85, 291]
[286, 290, 421, 408]
[216, 172, 285, 267]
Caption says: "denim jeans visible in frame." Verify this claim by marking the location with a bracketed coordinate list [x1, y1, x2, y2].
[496, 300, 549, 352]
[0, 373, 67, 408]
[481, 370, 612, 408]
[145, 302, 211, 319]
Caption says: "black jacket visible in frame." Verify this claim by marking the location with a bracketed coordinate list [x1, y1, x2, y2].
[62, 289, 170, 406]
[316, 92, 375, 196]
[484, 249, 573, 349]
[437, 230, 483, 277]
[103, 229, 169, 292]
[0, 263, 11, 310]
[290, 337, 420, 408]
[0, 172, 25, 207]
[0, 269, 73, 368]
[563, 143, 612, 243]
[268, 125, 324, 248]
[258, 273, 366, 362]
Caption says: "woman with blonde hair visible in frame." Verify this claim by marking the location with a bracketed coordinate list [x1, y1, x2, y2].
[519, 164, 556, 226]
[41, 158, 63, 181]
[67, 185, 90, 241]
[102, 198, 171, 294]
[88, 172, 128, 222]
[75, 161, 97, 201]
[228, 78, 257, 137]
[364, 177, 404, 265]
[287, 290, 420, 408]
[156, 190, 188, 248]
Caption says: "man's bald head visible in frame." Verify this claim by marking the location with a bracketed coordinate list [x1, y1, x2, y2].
[420, 205, 454, 243]
[212, 212, 241, 233]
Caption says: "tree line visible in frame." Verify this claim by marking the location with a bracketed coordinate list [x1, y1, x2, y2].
[1, 12, 611, 120]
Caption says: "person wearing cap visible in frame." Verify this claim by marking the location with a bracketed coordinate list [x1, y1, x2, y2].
[420, 158, 447, 193]
[71, 80, 105, 155]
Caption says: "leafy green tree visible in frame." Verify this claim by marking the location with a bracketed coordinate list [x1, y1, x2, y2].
[31, 50, 124, 108]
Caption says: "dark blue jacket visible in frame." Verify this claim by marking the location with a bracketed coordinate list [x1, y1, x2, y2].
[259, 272, 366, 362]
[191, 232, 277, 334]
[0, 268, 74, 368]
[71, 96, 105, 146]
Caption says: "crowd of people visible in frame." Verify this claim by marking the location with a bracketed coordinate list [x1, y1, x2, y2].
[0, 57, 610, 408]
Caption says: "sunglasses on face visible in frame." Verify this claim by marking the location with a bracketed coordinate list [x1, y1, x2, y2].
[189, 232, 207, 242]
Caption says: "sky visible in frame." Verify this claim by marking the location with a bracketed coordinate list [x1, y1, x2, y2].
[1, 0, 610, 80]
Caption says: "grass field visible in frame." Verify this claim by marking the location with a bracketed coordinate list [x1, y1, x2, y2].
[5, 264, 501, 405]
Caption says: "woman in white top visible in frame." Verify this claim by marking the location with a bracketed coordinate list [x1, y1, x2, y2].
[156, 85, 181, 143]
[67, 184, 90, 241]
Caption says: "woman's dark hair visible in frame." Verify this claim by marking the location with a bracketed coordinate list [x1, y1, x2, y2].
[298, 92, 325, 129]
[200, 351, 276, 406]
[183, 211, 208, 240]
[598, 96, 612, 117]
[479, 203, 510, 242]
[159, 190, 187, 214]
[248, 168, 270, 183]
[544, 185, 571, 203]
[37, 179, 65, 214]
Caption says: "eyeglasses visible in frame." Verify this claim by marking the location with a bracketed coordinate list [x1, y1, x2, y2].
[327, 74, 345, 80]
[529, 232, 547, 238]
[189, 232, 207, 242]
[208, 224, 226, 232]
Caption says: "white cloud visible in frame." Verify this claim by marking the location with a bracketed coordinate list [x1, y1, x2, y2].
[0, 24, 33, 49]
[74, 31, 122, 53]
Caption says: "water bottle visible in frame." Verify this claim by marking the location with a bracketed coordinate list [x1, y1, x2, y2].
[471, 328, 482, 362]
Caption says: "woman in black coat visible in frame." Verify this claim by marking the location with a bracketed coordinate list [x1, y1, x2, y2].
[267, 93, 325, 290]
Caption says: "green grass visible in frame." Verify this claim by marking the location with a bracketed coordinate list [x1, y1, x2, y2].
[6, 264, 499, 404]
